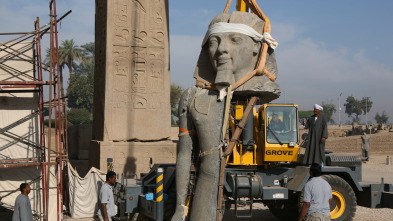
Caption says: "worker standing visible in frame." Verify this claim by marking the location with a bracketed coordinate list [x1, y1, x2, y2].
[361, 132, 370, 161]
[97, 171, 117, 221]
[12, 183, 33, 221]
[303, 104, 328, 166]
[298, 163, 332, 221]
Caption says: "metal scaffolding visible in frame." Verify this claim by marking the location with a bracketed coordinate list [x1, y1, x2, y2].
[0, 1, 70, 220]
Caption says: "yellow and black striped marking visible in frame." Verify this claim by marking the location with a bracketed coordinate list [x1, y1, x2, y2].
[156, 168, 164, 202]
[107, 158, 113, 172]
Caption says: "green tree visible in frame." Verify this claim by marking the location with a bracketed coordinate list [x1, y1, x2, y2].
[321, 101, 336, 124]
[67, 108, 91, 125]
[59, 39, 83, 77]
[344, 96, 362, 122]
[375, 111, 389, 124]
[344, 96, 373, 123]
[360, 97, 372, 116]
[45, 47, 66, 96]
[45, 39, 84, 97]
[67, 53, 94, 111]
[80, 42, 95, 58]
[170, 84, 183, 126]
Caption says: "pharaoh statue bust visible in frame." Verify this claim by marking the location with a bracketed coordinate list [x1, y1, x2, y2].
[171, 11, 280, 221]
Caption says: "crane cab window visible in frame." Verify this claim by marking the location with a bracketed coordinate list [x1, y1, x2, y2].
[266, 106, 298, 144]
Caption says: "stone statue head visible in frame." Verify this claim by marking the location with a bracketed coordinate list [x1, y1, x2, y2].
[194, 11, 281, 104]
[203, 23, 261, 86]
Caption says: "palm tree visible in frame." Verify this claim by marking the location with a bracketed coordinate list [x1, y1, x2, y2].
[45, 47, 66, 96]
[59, 39, 83, 77]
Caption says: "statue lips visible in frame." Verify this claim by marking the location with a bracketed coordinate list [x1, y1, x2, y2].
[217, 57, 231, 64]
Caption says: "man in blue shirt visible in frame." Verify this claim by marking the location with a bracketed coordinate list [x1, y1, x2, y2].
[298, 163, 332, 221]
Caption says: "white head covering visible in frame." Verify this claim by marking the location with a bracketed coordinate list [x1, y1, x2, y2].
[201, 22, 278, 49]
[314, 104, 323, 111]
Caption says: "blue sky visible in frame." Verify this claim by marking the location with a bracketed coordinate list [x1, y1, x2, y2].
[1, 0, 393, 124]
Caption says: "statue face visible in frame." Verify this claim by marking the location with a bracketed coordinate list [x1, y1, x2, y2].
[208, 32, 258, 85]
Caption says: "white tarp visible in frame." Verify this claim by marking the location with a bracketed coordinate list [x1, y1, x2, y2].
[68, 165, 106, 218]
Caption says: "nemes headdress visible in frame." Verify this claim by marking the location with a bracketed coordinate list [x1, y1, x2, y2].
[193, 11, 281, 104]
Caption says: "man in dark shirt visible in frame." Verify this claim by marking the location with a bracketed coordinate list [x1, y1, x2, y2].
[269, 114, 285, 131]
[303, 104, 328, 166]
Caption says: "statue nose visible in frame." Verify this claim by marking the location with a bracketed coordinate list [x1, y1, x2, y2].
[217, 39, 230, 54]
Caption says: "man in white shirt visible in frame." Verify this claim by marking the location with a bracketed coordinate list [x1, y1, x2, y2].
[298, 163, 332, 221]
[12, 183, 33, 221]
[97, 171, 117, 221]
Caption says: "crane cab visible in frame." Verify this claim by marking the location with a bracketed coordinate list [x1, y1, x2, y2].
[227, 104, 300, 166]
[257, 104, 300, 163]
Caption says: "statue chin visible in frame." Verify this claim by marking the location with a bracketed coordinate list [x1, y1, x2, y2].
[214, 69, 235, 86]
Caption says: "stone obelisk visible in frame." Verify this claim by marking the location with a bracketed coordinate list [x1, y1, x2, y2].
[90, 0, 176, 176]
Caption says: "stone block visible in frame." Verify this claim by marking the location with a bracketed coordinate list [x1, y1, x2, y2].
[93, 0, 171, 142]
[89, 140, 177, 177]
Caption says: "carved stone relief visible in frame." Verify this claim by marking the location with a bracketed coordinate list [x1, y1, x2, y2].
[94, 0, 170, 141]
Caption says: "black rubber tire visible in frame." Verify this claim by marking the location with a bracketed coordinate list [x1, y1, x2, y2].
[321, 175, 357, 221]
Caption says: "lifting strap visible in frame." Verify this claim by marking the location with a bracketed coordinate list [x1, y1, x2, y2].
[216, 96, 258, 221]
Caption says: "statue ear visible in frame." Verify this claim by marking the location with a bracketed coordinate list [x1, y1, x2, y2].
[253, 42, 260, 55]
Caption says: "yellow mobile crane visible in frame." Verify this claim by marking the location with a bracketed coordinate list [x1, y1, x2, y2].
[113, 1, 393, 221]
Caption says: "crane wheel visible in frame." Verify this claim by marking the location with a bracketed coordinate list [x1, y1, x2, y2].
[322, 175, 356, 221]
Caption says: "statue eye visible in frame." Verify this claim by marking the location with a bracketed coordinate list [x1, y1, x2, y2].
[209, 38, 218, 46]
[231, 37, 243, 43]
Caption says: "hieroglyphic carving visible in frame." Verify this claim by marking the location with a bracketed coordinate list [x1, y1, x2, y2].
[150, 59, 163, 92]
[113, 0, 130, 28]
[93, 0, 171, 141]
[134, 0, 148, 29]
[113, 46, 130, 57]
[150, 0, 163, 29]
[133, 0, 147, 13]
[131, 30, 148, 47]
[149, 48, 164, 59]
[133, 95, 147, 109]
[110, 0, 166, 111]
[113, 57, 130, 93]
[114, 27, 130, 44]
[131, 57, 146, 93]
[111, 93, 151, 109]
[150, 31, 165, 48]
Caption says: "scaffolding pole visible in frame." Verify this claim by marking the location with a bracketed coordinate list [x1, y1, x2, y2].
[0, 1, 70, 220]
